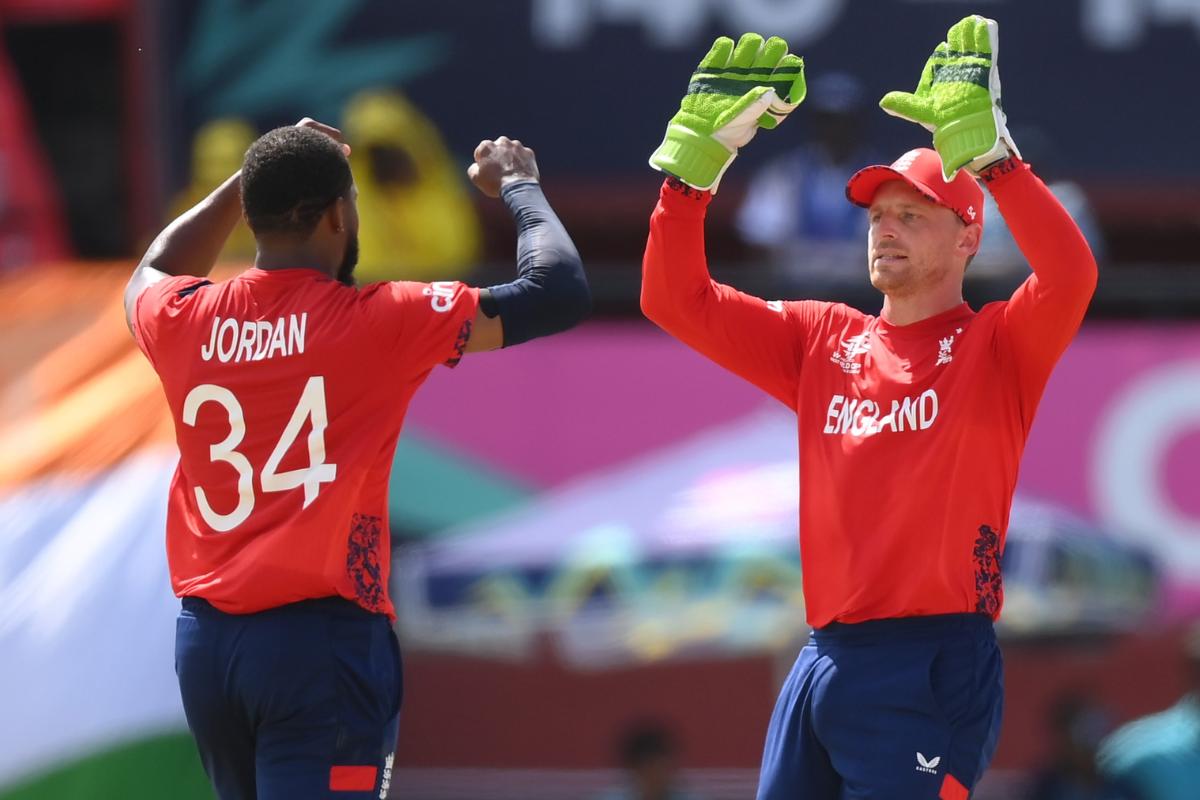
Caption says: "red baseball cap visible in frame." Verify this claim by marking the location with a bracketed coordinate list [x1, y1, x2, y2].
[846, 148, 984, 228]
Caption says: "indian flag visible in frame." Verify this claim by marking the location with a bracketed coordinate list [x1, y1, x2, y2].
[0, 266, 211, 798]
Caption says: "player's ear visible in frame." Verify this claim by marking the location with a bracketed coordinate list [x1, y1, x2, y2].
[958, 221, 982, 259]
[327, 197, 347, 234]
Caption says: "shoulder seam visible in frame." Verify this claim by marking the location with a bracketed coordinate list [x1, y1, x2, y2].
[175, 279, 213, 299]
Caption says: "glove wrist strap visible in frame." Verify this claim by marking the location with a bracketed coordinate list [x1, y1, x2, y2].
[978, 155, 1024, 184]
[650, 124, 736, 192]
[932, 110, 1010, 178]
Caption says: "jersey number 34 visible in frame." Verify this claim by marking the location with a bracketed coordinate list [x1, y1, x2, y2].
[181, 376, 337, 532]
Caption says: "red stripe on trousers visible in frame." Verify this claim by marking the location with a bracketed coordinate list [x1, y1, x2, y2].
[329, 765, 378, 792]
[940, 773, 970, 800]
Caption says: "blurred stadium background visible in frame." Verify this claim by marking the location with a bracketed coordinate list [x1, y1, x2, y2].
[1, 1, 1198, 798]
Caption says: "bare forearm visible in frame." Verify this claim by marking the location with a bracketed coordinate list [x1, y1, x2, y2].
[140, 171, 243, 278]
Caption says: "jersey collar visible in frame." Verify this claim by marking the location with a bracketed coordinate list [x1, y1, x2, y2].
[239, 266, 334, 283]
[875, 302, 974, 339]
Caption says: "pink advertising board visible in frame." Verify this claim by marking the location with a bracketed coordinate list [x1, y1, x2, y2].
[408, 321, 1200, 611]
[1021, 324, 1200, 612]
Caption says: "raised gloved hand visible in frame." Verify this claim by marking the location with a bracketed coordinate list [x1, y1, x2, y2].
[879, 15, 1020, 180]
[649, 33, 806, 194]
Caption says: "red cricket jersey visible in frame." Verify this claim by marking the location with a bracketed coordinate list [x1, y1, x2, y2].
[132, 267, 479, 618]
[642, 162, 1097, 627]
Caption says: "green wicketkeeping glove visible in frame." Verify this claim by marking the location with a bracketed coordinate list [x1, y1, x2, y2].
[650, 33, 806, 194]
[879, 15, 1020, 180]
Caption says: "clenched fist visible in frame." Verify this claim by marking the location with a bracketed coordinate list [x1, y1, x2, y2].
[295, 117, 351, 156]
[467, 136, 539, 198]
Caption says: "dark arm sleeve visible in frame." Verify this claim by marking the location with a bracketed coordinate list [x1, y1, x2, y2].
[481, 180, 591, 347]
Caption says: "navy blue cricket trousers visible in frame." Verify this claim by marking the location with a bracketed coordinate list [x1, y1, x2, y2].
[175, 596, 402, 800]
[756, 613, 1003, 799]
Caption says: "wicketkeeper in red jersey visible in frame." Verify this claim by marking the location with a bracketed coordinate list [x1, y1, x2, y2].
[642, 16, 1096, 799]
[124, 119, 589, 799]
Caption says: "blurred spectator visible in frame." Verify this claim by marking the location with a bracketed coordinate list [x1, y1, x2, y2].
[594, 720, 702, 800]
[736, 72, 880, 291]
[342, 89, 481, 283]
[972, 127, 1107, 280]
[0, 24, 71, 270]
[170, 118, 257, 263]
[1026, 694, 1133, 800]
[1097, 625, 1200, 799]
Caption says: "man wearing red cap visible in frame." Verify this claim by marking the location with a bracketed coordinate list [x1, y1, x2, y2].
[642, 16, 1096, 800]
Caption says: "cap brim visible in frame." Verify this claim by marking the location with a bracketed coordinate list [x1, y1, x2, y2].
[845, 165, 947, 211]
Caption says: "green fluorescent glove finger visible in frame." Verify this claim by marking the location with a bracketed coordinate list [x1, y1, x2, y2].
[975, 17, 993, 55]
[792, 69, 808, 105]
[947, 17, 970, 54]
[757, 111, 779, 130]
[731, 33, 765, 69]
[698, 36, 735, 71]
[714, 84, 771, 129]
[880, 91, 935, 125]
[877, 90, 908, 111]
[755, 36, 787, 69]
[774, 53, 806, 104]
[962, 17, 979, 56]
[931, 39, 953, 64]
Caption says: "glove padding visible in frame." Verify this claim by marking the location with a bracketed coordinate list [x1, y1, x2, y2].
[879, 15, 1020, 180]
[650, 33, 806, 194]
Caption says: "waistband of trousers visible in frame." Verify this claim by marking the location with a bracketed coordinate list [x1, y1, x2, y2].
[811, 612, 994, 645]
[181, 595, 380, 620]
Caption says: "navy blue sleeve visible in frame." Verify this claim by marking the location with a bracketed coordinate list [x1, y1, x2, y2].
[481, 181, 591, 347]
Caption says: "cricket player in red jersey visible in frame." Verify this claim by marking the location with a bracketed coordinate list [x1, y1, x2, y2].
[124, 119, 589, 799]
[642, 17, 1097, 799]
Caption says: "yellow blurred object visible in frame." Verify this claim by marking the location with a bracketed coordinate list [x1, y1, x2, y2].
[343, 90, 481, 282]
[170, 118, 258, 265]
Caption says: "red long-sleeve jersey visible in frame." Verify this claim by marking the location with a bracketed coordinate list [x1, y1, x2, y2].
[642, 161, 1096, 627]
[133, 268, 479, 619]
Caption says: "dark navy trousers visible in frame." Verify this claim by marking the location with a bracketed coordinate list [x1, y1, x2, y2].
[175, 597, 402, 800]
[757, 613, 1003, 800]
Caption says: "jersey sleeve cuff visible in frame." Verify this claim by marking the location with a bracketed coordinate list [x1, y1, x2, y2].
[978, 156, 1030, 191]
[130, 291, 156, 366]
[442, 286, 480, 368]
[659, 177, 713, 217]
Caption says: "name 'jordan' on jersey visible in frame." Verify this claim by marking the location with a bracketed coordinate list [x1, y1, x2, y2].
[132, 267, 479, 619]
[642, 161, 1096, 627]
